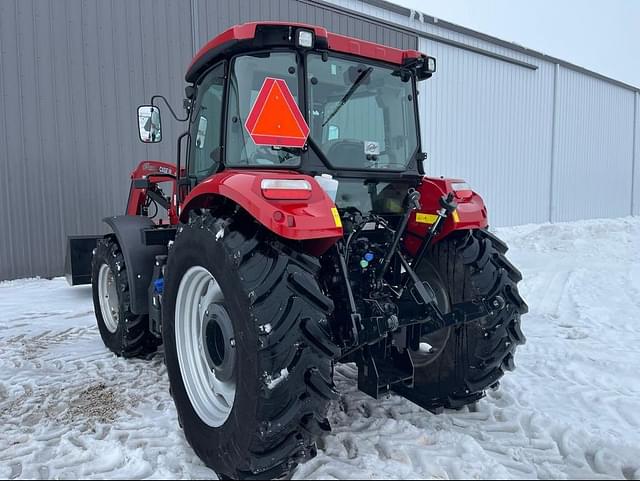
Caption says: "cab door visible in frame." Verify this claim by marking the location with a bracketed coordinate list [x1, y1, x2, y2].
[186, 62, 226, 184]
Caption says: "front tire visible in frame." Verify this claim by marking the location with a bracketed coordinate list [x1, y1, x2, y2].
[91, 237, 159, 358]
[162, 213, 339, 480]
[396, 229, 528, 411]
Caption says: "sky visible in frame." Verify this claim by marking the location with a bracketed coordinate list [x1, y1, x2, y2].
[392, 0, 640, 88]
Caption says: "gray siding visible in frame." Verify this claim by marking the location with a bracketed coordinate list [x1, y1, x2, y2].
[552, 69, 636, 222]
[418, 37, 555, 227]
[0, 0, 637, 281]
[0, 0, 192, 281]
[191, 0, 416, 52]
[0, 0, 417, 281]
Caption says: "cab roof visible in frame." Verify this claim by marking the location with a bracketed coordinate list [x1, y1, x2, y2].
[186, 21, 425, 83]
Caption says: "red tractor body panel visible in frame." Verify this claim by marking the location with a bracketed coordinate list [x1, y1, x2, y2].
[180, 170, 343, 254]
[188, 22, 328, 73]
[404, 177, 489, 255]
[127, 161, 179, 224]
[179, 170, 486, 256]
[326, 32, 422, 65]
[126, 162, 486, 255]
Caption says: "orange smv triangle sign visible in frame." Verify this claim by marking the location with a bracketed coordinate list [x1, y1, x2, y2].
[245, 77, 310, 149]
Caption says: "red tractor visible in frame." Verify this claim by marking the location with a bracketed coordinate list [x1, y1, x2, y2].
[67, 22, 527, 479]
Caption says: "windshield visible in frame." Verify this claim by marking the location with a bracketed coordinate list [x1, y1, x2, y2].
[307, 53, 419, 171]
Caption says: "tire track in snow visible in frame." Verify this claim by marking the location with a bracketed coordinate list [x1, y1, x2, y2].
[0, 314, 214, 480]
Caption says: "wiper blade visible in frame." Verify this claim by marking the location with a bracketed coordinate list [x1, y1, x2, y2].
[322, 67, 373, 127]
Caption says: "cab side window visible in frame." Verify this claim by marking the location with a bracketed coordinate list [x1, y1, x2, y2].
[189, 63, 225, 180]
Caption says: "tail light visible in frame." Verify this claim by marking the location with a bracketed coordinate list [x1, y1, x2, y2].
[260, 179, 312, 200]
[451, 182, 473, 200]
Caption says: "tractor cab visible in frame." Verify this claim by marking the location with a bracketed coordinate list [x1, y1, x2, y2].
[137, 22, 436, 216]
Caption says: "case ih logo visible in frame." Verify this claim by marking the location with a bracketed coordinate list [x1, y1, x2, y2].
[142, 162, 176, 176]
[245, 77, 310, 148]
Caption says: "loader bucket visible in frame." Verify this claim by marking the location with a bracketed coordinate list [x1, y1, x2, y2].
[65, 235, 101, 286]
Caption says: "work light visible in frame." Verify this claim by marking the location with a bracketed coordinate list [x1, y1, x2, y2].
[426, 56, 437, 73]
[297, 29, 314, 48]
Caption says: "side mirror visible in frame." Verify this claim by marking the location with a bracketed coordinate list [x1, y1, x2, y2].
[138, 105, 162, 143]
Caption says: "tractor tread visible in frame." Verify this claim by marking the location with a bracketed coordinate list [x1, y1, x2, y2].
[400, 229, 527, 412]
[164, 213, 339, 480]
[92, 238, 159, 359]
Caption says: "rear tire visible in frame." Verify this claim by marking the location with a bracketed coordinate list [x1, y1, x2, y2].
[162, 213, 339, 480]
[395, 229, 528, 411]
[91, 237, 159, 358]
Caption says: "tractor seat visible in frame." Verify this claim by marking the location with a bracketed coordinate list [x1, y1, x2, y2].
[325, 139, 366, 169]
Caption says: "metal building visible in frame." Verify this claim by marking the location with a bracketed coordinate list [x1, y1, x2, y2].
[0, 0, 638, 281]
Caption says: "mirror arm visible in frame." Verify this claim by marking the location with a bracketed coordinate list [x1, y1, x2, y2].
[176, 131, 190, 204]
[417, 152, 428, 175]
[151, 95, 189, 122]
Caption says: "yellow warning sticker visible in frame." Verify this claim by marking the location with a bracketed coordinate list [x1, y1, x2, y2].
[331, 207, 342, 228]
[415, 213, 439, 224]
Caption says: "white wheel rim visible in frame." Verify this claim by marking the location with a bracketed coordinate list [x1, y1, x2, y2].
[175, 266, 236, 427]
[98, 264, 120, 334]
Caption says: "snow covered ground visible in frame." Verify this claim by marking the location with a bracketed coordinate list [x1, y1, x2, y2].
[1, 217, 639, 480]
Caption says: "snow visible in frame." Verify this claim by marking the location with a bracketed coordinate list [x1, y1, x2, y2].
[1, 217, 640, 479]
[264, 368, 290, 391]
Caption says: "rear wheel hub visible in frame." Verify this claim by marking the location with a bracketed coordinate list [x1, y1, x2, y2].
[97, 264, 120, 334]
[202, 303, 236, 383]
[175, 266, 237, 428]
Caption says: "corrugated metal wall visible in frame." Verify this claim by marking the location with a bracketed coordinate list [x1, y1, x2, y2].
[0, 0, 638, 281]
[417, 38, 555, 226]
[191, 0, 416, 51]
[552, 69, 636, 222]
[0, 0, 415, 281]
[0, 0, 191, 281]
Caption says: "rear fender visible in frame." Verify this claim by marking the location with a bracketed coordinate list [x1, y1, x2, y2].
[180, 170, 343, 255]
[404, 177, 489, 255]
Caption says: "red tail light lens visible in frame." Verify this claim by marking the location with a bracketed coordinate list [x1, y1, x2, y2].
[451, 182, 473, 200]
